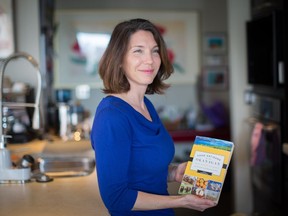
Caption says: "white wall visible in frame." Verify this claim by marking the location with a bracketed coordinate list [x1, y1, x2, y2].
[228, 0, 253, 214]
[12, 0, 47, 129]
[55, 0, 229, 116]
[14, 0, 40, 61]
[13, 0, 40, 78]
[3, 0, 41, 88]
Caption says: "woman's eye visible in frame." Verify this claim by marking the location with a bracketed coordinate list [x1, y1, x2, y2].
[153, 49, 160, 54]
[133, 49, 143, 53]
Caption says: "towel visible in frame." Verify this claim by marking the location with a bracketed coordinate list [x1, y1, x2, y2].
[250, 122, 265, 166]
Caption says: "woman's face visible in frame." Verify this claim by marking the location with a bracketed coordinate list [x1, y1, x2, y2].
[122, 30, 161, 90]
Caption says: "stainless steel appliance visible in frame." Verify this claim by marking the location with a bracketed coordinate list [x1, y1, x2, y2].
[3, 87, 38, 143]
[55, 89, 72, 140]
[248, 93, 285, 215]
[0, 52, 42, 183]
[54, 90, 86, 140]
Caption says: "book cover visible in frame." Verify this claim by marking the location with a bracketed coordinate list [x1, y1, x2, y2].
[178, 136, 234, 203]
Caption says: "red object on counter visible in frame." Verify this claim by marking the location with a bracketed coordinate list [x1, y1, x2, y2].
[169, 127, 231, 143]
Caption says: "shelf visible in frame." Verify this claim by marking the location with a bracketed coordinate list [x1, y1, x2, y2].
[169, 126, 231, 143]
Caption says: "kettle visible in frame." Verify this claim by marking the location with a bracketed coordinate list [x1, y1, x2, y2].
[70, 101, 84, 129]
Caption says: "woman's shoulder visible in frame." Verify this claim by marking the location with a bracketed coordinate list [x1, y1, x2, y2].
[96, 96, 131, 119]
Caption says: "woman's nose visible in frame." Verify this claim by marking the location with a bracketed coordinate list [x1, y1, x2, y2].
[144, 52, 153, 64]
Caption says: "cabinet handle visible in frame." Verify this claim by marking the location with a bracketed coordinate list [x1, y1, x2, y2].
[278, 61, 284, 84]
[282, 143, 288, 156]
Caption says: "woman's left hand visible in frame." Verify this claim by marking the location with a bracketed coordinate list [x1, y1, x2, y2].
[168, 162, 187, 182]
[174, 162, 187, 182]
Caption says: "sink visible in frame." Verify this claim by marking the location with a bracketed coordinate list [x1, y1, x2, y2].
[37, 139, 95, 177]
[40, 139, 94, 158]
[38, 157, 95, 177]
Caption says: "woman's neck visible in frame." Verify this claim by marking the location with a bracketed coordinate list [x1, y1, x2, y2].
[112, 92, 152, 121]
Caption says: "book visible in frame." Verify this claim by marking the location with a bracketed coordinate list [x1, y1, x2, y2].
[178, 136, 234, 203]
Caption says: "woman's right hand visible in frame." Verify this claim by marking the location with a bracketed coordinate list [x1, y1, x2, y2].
[180, 194, 216, 212]
[133, 191, 216, 212]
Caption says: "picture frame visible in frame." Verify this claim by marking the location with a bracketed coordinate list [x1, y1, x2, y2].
[203, 33, 227, 54]
[202, 66, 228, 90]
[0, 0, 15, 58]
[54, 10, 200, 89]
[204, 54, 227, 66]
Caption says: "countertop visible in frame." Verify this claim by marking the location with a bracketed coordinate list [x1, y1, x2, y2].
[1, 140, 110, 216]
[0, 171, 109, 216]
[1, 139, 181, 216]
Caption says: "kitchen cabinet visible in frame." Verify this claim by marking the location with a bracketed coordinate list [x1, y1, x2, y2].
[169, 126, 231, 162]
[169, 126, 231, 143]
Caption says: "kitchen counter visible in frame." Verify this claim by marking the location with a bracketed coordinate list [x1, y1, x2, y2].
[1, 140, 109, 216]
[0, 171, 109, 216]
[0, 140, 182, 216]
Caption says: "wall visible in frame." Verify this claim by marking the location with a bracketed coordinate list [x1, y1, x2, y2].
[13, 0, 51, 130]
[228, 0, 253, 214]
[54, 0, 229, 117]
[12, 0, 41, 81]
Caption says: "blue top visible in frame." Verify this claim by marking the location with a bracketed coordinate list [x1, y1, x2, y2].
[91, 96, 175, 216]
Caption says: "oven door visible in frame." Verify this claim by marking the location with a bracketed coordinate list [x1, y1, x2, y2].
[248, 94, 284, 215]
[249, 121, 282, 215]
[282, 143, 288, 212]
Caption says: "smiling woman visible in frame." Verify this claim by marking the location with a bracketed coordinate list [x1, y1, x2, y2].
[90, 18, 215, 216]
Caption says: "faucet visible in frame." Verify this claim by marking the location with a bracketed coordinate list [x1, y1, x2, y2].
[0, 52, 42, 183]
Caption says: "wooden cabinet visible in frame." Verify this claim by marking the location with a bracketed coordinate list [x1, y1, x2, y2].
[169, 126, 231, 143]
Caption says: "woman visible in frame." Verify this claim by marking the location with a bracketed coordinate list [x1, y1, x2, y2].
[91, 18, 215, 216]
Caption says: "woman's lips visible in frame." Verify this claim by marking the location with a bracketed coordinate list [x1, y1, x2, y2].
[140, 69, 154, 73]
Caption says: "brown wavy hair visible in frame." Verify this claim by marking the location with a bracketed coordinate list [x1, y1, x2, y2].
[98, 18, 174, 95]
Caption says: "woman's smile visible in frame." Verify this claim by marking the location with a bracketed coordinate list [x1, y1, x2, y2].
[139, 68, 155, 74]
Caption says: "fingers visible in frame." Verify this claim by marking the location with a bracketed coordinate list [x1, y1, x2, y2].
[185, 194, 216, 211]
[174, 162, 188, 182]
[194, 202, 216, 212]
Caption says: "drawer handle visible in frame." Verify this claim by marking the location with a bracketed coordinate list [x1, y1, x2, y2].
[282, 143, 288, 156]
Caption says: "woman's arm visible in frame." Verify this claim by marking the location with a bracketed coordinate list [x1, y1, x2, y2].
[133, 191, 216, 212]
[91, 108, 137, 211]
[139, 161, 214, 212]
